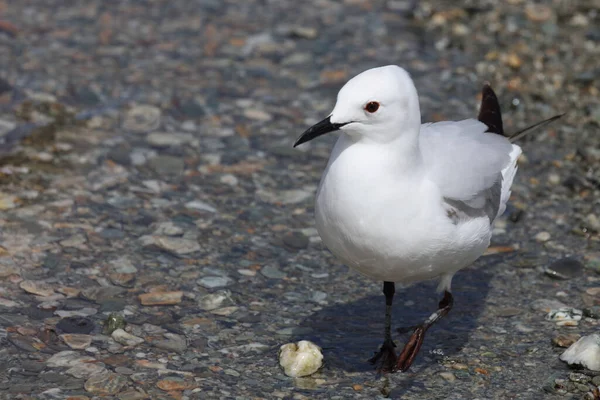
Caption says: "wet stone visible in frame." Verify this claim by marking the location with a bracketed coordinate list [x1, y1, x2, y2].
[282, 231, 309, 251]
[261, 265, 286, 279]
[198, 290, 232, 311]
[123, 105, 161, 133]
[198, 276, 233, 289]
[22, 360, 46, 372]
[583, 306, 600, 319]
[56, 317, 95, 334]
[19, 280, 54, 296]
[152, 333, 187, 353]
[139, 235, 201, 255]
[81, 287, 125, 302]
[99, 299, 127, 312]
[553, 333, 581, 348]
[544, 258, 584, 280]
[147, 155, 185, 175]
[84, 371, 128, 395]
[61, 334, 92, 350]
[112, 328, 144, 347]
[139, 291, 183, 305]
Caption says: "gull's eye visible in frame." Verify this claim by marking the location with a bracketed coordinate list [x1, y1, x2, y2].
[365, 101, 380, 113]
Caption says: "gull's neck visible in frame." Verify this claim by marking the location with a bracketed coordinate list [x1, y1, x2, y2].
[342, 125, 423, 175]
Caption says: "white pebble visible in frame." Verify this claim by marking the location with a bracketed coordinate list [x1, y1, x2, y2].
[279, 340, 323, 377]
[535, 231, 551, 242]
[560, 334, 600, 371]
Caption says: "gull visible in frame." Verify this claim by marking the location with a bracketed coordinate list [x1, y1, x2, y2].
[293, 65, 562, 373]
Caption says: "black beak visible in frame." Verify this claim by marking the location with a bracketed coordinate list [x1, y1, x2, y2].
[293, 116, 345, 147]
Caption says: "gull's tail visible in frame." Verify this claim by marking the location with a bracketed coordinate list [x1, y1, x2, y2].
[477, 82, 564, 142]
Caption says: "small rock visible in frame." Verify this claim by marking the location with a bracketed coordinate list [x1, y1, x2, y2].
[84, 370, 128, 395]
[185, 200, 217, 213]
[123, 105, 161, 133]
[243, 108, 272, 121]
[535, 231, 551, 242]
[139, 235, 201, 255]
[569, 372, 591, 383]
[583, 306, 600, 319]
[111, 329, 144, 347]
[256, 189, 312, 205]
[531, 299, 567, 313]
[546, 307, 583, 323]
[282, 231, 309, 251]
[56, 317, 95, 334]
[525, 4, 554, 22]
[146, 132, 195, 148]
[109, 273, 136, 287]
[553, 333, 581, 348]
[260, 265, 286, 279]
[152, 222, 184, 236]
[198, 276, 233, 289]
[279, 340, 323, 377]
[46, 351, 95, 368]
[198, 290, 233, 311]
[560, 334, 600, 371]
[117, 389, 148, 400]
[81, 286, 125, 302]
[440, 372, 456, 382]
[60, 334, 92, 350]
[139, 291, 183, 306]
[147, 155, 185, 176]
[19, 280, 54, 297]
[156, 377, 194, 391]
[290, 26, 318, 39]
[0, 193, 18, 210]
[66, 363, 107, 379]
[153, 333, 187, 353]
[544, 258, 584, 280]
[103, 314, 127, 335]
[211, 306, 239, 316]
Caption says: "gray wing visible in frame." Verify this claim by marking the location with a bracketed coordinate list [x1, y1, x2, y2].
[419, 119, 517, 223]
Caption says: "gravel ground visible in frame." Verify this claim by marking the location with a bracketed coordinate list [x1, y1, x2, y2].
[0, 0, 599, 399]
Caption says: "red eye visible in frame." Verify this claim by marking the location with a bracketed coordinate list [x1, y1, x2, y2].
[365, 101, 380, 113]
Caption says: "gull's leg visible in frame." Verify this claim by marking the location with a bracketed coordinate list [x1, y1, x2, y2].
[368, 281, 397, 372]
[395, 290, 453, 372]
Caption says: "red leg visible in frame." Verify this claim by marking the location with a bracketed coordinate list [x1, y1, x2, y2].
[395, 291, 453, 372]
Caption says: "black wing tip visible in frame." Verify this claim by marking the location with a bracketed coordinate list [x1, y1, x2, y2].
[478, 82, 504, 137]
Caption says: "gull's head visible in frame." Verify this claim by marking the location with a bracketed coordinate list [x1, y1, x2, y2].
[294, 65, 421, 147]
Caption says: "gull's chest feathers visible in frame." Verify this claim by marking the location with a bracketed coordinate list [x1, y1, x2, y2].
[314, 136, 492, 283]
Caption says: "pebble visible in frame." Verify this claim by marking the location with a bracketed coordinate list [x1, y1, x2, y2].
[157, 377, 195, 391]
[146, 132, 195, 148]
[279, 340, 323, 377]
[0, 193, 18, 210]
[66, 363, 107, 379]
[440, 372, 456, 382]
[553, 333, 581, 348]
[583, 306, 600, 319]
[147, 155, 185, 176]
[198, 290, 232, 311]
[123, 105, 161, 133]
[56, 317, 95, 334]
[153, 333, 187, 353]
[19, 280, 54, 297]
[185, 200, 217, 213]
[282, 231, 309, 251]
[60, 334, 92, 350]
[256, 189, 312, 205]
[535, 231, 551, 242]
[139, 291, 183, 306]
[260, 265, 286, 279]
[84, 370, 129, 395]
[197, 276, 233, 289]
[546, 307, 582, 326]
[112, 328, 145, 346]
[530, 299, 567, 313]
[560, 334, 600, 371]
[139, 235, 201, 255]
[152, 222, 184, 236]
[81, 287, 125, 302]
[46, 351, 95, 368]
[544, 258, 584, 280]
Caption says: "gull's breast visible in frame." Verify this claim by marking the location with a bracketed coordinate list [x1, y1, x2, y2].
[314, 140, 491, 283]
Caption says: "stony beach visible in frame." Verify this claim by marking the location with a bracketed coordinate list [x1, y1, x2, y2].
[0, 0, 599, 399]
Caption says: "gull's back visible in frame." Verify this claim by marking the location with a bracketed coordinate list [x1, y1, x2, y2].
[419, 118, 522, 224]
